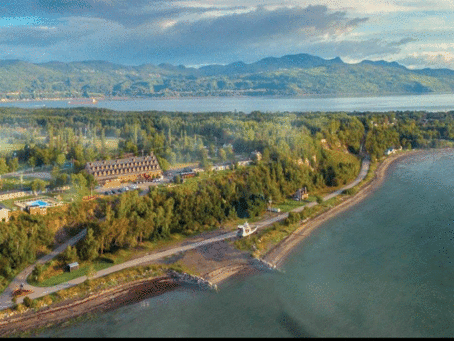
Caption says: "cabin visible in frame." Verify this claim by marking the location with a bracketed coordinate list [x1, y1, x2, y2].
[66, 262, 80, 272]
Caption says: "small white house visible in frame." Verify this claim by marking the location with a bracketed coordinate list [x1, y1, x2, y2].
[385, 147, 398, 155]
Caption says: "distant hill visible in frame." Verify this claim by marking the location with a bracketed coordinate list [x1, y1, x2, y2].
[0, 53, 453, 100]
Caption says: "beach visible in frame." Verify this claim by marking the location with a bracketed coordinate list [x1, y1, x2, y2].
[0, 149, 431, 336]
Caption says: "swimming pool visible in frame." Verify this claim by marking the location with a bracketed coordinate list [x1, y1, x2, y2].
[27, 200, 50, 207]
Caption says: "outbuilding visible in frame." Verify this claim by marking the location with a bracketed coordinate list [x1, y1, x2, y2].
[66, 262, 80, 272]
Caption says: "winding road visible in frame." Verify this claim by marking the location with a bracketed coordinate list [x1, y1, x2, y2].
[0, 157, 370, 310]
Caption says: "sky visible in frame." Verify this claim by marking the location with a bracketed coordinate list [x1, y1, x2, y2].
[0, 0, 453, 69]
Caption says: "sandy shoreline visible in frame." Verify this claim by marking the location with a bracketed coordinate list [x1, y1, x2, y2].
[0, 149, 438, 336]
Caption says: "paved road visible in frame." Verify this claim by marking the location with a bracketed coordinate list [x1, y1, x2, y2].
[2, 171, 52, 180]
[0, 157, 370, 310]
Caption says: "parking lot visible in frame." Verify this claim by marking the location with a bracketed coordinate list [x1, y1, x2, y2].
[94, 176, 171, 196]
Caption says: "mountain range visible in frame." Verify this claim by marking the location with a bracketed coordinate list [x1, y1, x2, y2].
[1, 53, 453, 100]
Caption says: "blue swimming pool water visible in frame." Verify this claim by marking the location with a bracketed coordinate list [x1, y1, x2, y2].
[28, 200, 50, 207]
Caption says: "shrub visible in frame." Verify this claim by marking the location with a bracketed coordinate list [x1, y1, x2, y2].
[315, 195, 324, 204]
[61, 245, 78, 263]
[42, 296, 53, 306]
[23, 296, 34, 308]
[342, 187, 357, 196]
[285, 211, 301, 225]
[15, 303, 26, 313]
[30, 263, 43, 283]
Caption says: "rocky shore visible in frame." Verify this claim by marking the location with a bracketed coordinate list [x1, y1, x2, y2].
[0, 276, 179, 337]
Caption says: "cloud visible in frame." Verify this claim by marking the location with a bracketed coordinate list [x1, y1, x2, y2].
[0, 4, 369, 65]
[303, 37, 415, 62]
[1, 0, 248, 28]
[0, 17, 115, 47]
[398, 52, 454, 69]
[106, 5, 368, 64]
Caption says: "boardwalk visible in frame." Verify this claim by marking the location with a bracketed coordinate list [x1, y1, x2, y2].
[0, 158, 370, 310]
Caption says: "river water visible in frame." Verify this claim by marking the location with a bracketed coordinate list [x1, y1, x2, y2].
[1, 93, 454, 113]
[40, 149, 454, 337]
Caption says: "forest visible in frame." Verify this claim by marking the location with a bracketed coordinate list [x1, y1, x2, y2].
[1, 54, 454, 99]
[1, 107, 454, 288]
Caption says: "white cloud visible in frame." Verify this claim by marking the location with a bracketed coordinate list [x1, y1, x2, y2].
[398, 51, 454, 69]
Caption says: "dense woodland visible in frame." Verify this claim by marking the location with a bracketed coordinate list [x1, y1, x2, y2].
[1, 54, 454, 99]
[1, 107, 454, 285]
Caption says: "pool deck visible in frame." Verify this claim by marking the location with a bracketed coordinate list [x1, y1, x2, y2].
[13, 196, 61, 210]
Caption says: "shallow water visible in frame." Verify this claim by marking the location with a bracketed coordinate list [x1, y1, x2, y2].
[40, 150, 454, 337]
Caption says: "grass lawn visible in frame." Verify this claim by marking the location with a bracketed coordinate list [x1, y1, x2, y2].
[86, 137, 119, 151]
[28, 233, 189, 288]
[0, 141, 24, 154]
[276, 199, 307, 212]
[29, 259, 116, 287]
[168, 162, 199, 170]
[0, 195, 38, 209]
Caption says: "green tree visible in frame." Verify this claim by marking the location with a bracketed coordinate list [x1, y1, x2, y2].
[23, 296, 34, 308]
[262, 148, 270, 162]
[8, 158, 19, 172]
[55, 153, 66, 167]
[71, 173, 88, 194]
[61, 245, 78, 263]
[31, 179, 46, 193]
[218, 148, 227, 162]
[28, 156, 37, 171]
[78, 228, 99, 261]
[157, 156, 170, 172]
[209, 144, 216, 157]
[30, 263, 43, 282]
[0, 158, 8, 174]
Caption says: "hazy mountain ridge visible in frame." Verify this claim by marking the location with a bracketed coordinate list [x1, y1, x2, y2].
[0, 53, 453, 99]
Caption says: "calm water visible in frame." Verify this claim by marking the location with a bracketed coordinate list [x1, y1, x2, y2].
[40, 149, 454, 337]
[2, 93, 454, 113]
